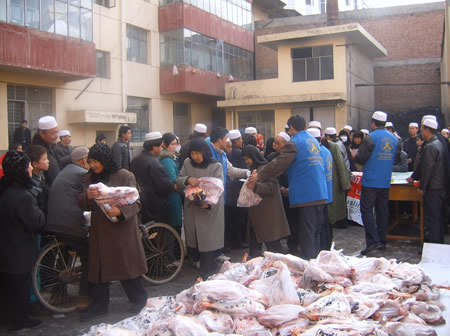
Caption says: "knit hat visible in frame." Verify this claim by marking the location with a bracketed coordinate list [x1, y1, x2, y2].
[308, 121, 322, 129]
[194, 123, 207, 134]
[228, 129, 241, 140]
[372, 111, 387, 122]
[1, 151, 31, 189]
[277, 132, 291, 142]
[38, 116, 58, 130]
[307, 128, 321, 138]
[71, 147, 89, 163]
[324, 127, 337, 135]
[59, 130, 70, 137]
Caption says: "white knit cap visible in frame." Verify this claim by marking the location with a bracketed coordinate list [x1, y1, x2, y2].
[38, 116, 58, 130]
[307, 128, 321, 138]
[409, 122, 419, 128]
[194, 123, 207, 133]
[277, 132, 290, 142]
[423, 119, 438, 130]
[324, 127, 337, 135]
[344, 125, 352, 131]
[308, 121, 322, 129]
[361, 129, 369, 135]
[59, 130, 70, 137]
[372, 111, 387, 122]
[244, 127, 257, 134]
[144, 131, 162, 141]
[422, 115, 437, 123]
[228, 129, 241, 140]
[442, 128, 449, 134]
[385, 122, 393, 128]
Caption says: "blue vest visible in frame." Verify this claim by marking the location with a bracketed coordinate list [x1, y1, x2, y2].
[209, 143, 228, 202]
[320, 145, 333, 204]
[362, 128, 398, 188]
[287, 131, 328, 206]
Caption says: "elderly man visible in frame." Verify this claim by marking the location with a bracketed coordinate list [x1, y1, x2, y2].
[404, 122, 419, 171]
[130, 132, 175, 224]
[32, 116, 60, 186]
[225, 129, 248, 249]
[179, 123, 208, 169]
[250, 115, 328, 260]
[408, 119, 447, 243]
[55, 130, 73, 169]
[111, 125, 132, 170]
[46, 147, 91, 307]
[355, 111, 399, 255]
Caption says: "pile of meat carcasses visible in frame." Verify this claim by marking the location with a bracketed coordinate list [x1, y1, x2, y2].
[85, 249, 446, 336]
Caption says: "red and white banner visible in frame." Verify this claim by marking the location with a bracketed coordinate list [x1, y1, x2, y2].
[347, 172, 363, 226]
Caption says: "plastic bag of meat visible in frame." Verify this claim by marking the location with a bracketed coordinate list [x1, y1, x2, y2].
[237, 180, 262, 207]
[185, 177, 224, 205]
[89, 182, 139, 222]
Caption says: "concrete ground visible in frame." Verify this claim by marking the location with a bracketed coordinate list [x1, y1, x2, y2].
[1, 221, 447, 336]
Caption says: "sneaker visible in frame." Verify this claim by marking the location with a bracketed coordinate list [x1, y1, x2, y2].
[10, 318, 42, 331]
[167, 260, 181, 269]
[215, 254, 230, 263]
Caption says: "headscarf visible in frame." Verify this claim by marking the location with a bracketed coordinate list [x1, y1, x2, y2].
[264, 137, 275, 158]
[87, 143, 119, 184]
[242, 145, 268, 170]
[0, 151, 32, 192]
[162, 132, 177, 147]
[188, 138, 216, 169]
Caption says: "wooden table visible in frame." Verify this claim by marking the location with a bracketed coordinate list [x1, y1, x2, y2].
[388, 183, 424, 244]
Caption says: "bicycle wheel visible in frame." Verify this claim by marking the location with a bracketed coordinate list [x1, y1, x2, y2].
[32, 241, 81, 313]
[141, 222, 185, 284]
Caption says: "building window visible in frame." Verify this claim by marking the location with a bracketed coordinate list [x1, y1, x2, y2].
[160, 28, 254, 80]
[292, 45, 333, 82]
[305, 0, 311, 5]
[126, 24, 148, 64]
[238, 110, 274, 140]
[7, 85, 53, 144]
[320, 0, 326, 12]
[159, 0, 253, 31]
[127, 96, 149, 142]
[96, 50, 110, 78]
[1, 0, 93, 41]
[94, 0, 116, 7]
[173, 103, 191, 145]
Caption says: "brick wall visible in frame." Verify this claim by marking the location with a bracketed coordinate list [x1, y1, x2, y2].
[255, 4, 444, 113]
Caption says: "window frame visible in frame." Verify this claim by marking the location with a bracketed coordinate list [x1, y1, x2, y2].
[126, 24, 148, 64]
[292, 45, 334, 82]
[96, 50, 110, 79]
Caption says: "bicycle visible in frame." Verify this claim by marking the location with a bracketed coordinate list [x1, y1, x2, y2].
[32, 221, 184, 313]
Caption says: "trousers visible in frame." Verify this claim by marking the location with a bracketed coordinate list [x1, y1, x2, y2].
[248, 224, 284, 258]
[320, 205, 332, 251]
[294, 204, 325, 260]
[0, 271, 32, 323]
[424, 190, 446, 244]
[360, 186, 389, 248]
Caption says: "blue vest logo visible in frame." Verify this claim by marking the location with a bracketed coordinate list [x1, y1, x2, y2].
[326, 155, 333, 173]
[381, 137, 394, 153]
[307, 138, 321, 155]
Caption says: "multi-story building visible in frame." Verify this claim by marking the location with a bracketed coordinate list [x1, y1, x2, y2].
[284, 0, 370, 15]
[220, 2, 444, 137]
[0, 0, 291, 152]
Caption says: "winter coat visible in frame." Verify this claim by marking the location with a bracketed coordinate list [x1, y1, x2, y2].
[160, 150, 182, 228]
[327, 141, 351, 225]
[32, 133, 61, 187]
[177, 160, 224, 252]
[13, 126, 31, 149]
[130, 150, 174, 224]
[0, 184, 45, 274]
[226, 147, 248, 206]
[248, 164, 290, 244]
[80, 169, 147, 283]
[111, 140, 131, 170]
[420, 136, 447, 192]
[54, 142, 73, 169]
[46, 163, 88, 238]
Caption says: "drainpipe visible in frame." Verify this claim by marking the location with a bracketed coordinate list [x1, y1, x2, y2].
[326, 0, 339, 26]
[120, 0, 126, 113]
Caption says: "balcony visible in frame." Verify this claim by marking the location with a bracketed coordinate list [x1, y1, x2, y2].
[0, 22, 96, 80]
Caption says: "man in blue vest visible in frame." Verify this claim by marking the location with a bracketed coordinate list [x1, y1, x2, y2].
[308, 127, 333, 251]
[355, 111, 399, 255]
[249, 115, 328, 260]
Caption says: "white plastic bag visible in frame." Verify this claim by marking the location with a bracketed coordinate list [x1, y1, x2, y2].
[184, 177, 224, 205]
[237, 180, 262, 207]
[89, 182, 139, 222]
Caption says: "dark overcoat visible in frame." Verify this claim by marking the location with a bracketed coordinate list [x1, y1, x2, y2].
[80, 169, 147, 283]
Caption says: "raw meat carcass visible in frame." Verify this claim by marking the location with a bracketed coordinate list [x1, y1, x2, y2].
[256, 304, 305, 328]
[197, 310, 235, 333]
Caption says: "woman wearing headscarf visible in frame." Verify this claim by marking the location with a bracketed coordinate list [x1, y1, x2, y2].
[264, 137, 275, 159]
[0, 151, 45, 331]
[176, 138, 223, 278]
[241, 145, 290, 258]
[160, 132, 182, 232]
[79, 143, 147, 322]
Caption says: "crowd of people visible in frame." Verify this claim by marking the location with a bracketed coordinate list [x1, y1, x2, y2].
[0, 111, 449, 331]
